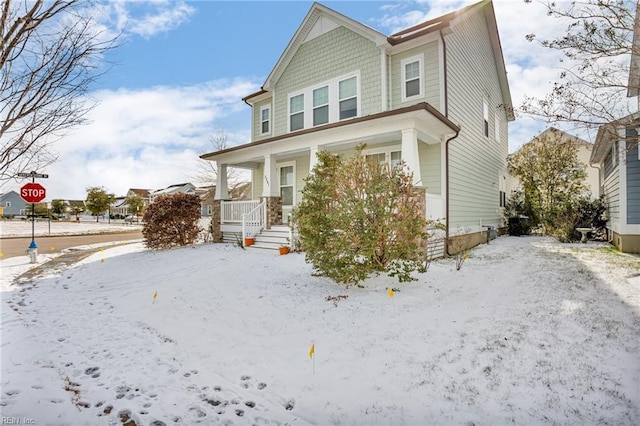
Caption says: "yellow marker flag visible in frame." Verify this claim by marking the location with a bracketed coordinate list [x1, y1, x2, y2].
[0, 251, 3, 257]
[50, 246, 55, 251]
[387, 288, 394, 298]
[153, 291, 158, 301]
[309, 343, 315, 359]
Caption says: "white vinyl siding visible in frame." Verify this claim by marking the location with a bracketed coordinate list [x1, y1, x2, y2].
[401, 54, 424, 102]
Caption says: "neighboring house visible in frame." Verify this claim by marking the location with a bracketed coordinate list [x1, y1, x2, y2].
[509, 127, 600, 200]
[1, 191, 29, 217]
[198, 183, 252, 218]
[112, 188, 152, 216]
[149, 183, 196, 203]
[201, 0, 514, 255]
[589, 8, 640, 254]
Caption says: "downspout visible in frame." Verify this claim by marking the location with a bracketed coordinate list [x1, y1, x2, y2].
[439, 27, 460, 257]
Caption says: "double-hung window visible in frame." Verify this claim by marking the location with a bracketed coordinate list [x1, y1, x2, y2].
[313, 86, 329, 126]
[339, 76, 358, 119]
[289, 94, 304, 132]
[260, 105, 270, 135]
[401, 54, 423, 101]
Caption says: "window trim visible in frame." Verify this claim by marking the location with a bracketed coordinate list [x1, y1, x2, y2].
[5, 201, 10, 207]
[278, 161, 296, 207]
[260, 105, 271, 136]
[363, 145, 402, 167]
[286, 71, 361, 133]
[288, 93, 304, 132]
[494, 114, 500, 143]
[401, 54, 424, 102]
[312, 85, 329, 127]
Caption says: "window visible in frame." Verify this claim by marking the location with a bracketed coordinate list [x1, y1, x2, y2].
[483, 99, 489, 138]
[279, 165, 294, 206]
[339, 76, 357, 119]
[289, 94, 304, 131]
[260, 106, 270, 135]
[401, 54, 423, 101]
[313, 86, 329, 126]
[364, 147, 402, 168]
[5, 201, 11, 207]
[206, 204, 212, 216]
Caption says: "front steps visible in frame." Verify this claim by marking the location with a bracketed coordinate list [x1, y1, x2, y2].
[250, 225, 290, 250]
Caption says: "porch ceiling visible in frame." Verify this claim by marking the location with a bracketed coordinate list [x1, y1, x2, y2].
[201, 102, 459, 167]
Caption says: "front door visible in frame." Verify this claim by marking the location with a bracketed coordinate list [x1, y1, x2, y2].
[278, 162, 295, 224]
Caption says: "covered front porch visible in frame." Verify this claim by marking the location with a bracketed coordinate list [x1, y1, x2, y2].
[201, 103, 459, 245]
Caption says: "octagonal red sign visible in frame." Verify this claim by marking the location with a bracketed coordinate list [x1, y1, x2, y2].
[20, 182, 46, 203]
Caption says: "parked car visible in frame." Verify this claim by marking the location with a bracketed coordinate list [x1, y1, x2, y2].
[124, 215, 139, 224]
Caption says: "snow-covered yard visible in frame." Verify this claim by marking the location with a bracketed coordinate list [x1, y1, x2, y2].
[1, 218, 142, 238]
[1, 231, 639, 425]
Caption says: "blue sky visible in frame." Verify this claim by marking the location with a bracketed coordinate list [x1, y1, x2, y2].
[4, 0, 592, 199]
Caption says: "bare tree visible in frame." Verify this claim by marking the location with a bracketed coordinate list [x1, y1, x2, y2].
[193, 128, 244, 193]
[1, 0, 116, 180]
[520, 0, 638, 142]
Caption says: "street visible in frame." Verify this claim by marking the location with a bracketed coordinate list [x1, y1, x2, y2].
[0, 230, 143, 259]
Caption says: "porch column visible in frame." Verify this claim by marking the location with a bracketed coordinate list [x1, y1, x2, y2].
[262, 154, 279, 197]
[215, 163, 229, 200]
[309, 146, 322, 173]
[261, 154, 281, 229]
[401, 128, 423, 186]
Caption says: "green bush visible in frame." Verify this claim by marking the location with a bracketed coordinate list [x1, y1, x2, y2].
[142, 193, 202, 249]
[292, 146, 430, 286]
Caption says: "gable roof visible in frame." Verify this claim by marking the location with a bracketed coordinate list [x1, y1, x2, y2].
[261, 2, 387, 92]
[245, 0, 513, 120]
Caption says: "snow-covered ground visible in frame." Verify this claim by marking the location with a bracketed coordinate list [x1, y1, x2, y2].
[0, 219, 142, 238]
[1, 232, 639, 425]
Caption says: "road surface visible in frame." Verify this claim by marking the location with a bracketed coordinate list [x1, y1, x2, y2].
[0, 231, 143, 259]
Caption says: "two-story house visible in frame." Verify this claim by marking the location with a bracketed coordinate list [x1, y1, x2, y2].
[1, 190, 29, 218]
[201, 0, 514, 255]
[589, 6, 640, 254]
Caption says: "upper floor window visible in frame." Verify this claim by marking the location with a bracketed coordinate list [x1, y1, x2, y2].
[401, 54, 424, 101]
[5, 201, 11, 207]
[483, 98, 489, 138]
[286, 72, 360, 132]
[313, 86, 329, 126]
[289, 94, 304, 132]
[260, 105, 270, 135]
[339, 76, 358, 119]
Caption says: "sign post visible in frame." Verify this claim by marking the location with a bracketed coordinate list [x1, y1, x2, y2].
[18, 172, 49, 261]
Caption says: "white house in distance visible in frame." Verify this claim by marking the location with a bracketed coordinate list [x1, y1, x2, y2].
[201, 0, 514, 256]
[509, 127, 600, 200]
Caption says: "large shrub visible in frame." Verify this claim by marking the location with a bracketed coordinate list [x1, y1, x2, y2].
[142, 193, 202, 249]
[548, 195, 607, 242]
[292, 147, 429, 286]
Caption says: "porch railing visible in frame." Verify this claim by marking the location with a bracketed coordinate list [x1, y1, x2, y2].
[221, 200, 260, 224]
[242, 200, 266, 246]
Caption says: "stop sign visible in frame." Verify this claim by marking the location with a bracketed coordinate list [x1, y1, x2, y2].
[20, 182, 47, 203]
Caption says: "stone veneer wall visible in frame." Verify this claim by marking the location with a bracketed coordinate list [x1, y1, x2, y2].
[211, 200, 222, 242]
[261, 196, 282, 229]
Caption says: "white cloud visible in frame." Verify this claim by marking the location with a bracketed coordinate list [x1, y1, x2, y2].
[40, 78, 260, 200]
[92, 0, 196, 40]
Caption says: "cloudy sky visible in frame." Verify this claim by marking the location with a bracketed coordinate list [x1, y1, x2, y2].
[2, 0, 610, 199]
